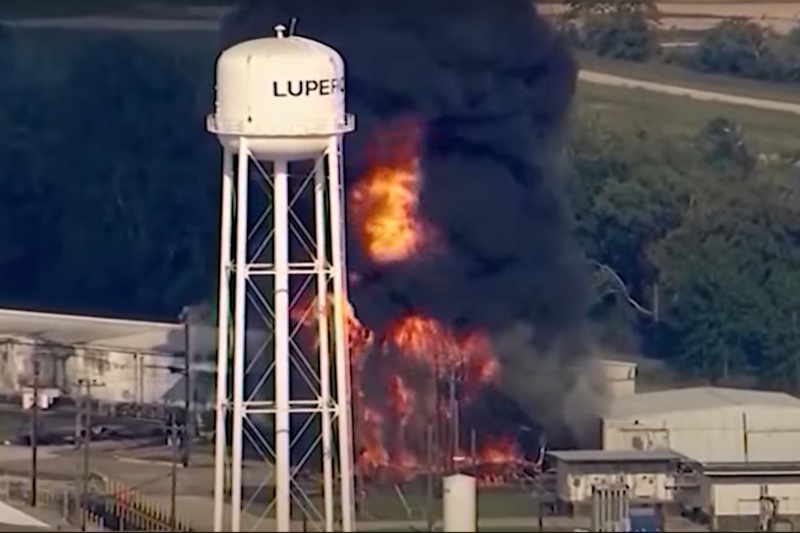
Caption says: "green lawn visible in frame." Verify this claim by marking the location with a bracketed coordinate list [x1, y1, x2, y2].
[576, 52, 800, 106]
[575, 81, 800, 155]
[239, 483, 542, 521]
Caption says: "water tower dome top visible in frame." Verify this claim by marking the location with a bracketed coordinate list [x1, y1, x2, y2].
[207, 32, 354, 160]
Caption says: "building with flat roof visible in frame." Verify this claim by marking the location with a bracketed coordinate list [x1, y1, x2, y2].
[0, 307, 239, 406]
[548, 449, 686, 512]
[677, 460, 800, 530]
[602, 387, 800, 464]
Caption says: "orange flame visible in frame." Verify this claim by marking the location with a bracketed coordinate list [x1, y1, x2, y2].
[386, 315, 455, 361]
[349, 117, 435, 263]
[287, 115, 526, 483]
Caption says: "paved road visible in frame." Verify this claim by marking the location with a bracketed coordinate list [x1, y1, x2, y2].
[579, 70, 800, 116]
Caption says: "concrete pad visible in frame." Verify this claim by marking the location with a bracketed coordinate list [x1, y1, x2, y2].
[0, 501, 51, 529]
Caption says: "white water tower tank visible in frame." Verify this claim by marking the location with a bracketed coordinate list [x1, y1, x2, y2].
[207, 25, 355, 160]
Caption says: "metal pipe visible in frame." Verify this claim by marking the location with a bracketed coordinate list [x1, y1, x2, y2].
[274, 158, 291, 532]
[212, 149, 234, 532]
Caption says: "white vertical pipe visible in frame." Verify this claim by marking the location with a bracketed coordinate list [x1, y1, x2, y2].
[213, 148, 234, 532]
[327, 136, 356, 531]
[314, 153, 335, 531]
[230, 139, 250, 532]
[443, 474, 477, 532]
[274, 159, 292, 532]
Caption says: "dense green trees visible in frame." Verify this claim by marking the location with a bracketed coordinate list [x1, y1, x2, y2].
[565, 1, 800, 84]
[679, 20, 800, 83]
[0, 29, 217, 318]
[561, 0, 660, 61]
[568, 105, 800, 389]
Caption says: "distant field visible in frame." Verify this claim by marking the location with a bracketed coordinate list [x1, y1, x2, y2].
[541, 1, 800, 33]
[577, 52, 800, 107]
[575, 81, 800, 154]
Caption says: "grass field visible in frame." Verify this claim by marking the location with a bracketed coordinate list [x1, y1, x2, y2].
[239, 483, 543, 521]
[575, 81, 800, 154]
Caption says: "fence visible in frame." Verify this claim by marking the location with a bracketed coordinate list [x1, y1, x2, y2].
[0, 475, 193, 531]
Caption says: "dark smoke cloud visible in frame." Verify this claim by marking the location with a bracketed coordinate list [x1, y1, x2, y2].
[222, 0, 598, 442]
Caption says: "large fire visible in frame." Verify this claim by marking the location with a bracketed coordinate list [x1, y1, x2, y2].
[295, 116, 532, 484]
[349, 116, 436, 263]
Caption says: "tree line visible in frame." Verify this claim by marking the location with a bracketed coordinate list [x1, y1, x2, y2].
[563, 0, 800, 84]
[2, 27, 799, 389]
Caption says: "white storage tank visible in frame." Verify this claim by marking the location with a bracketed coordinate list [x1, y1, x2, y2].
[600, 359, 637, 398]
[207, 25, 354, 160]
[443, 474, 477, 532]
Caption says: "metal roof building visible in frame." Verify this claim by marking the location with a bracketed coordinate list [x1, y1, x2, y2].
[0, 306, 270, 406]
[602, 387, 800, 464]
[0, 307, 221, 405]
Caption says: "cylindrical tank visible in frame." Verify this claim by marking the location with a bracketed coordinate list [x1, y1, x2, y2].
[443, 474, 477, 532]
[601, 359, 637, 398]
[207, 25, 355, 161]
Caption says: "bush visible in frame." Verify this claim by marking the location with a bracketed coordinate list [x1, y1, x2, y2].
[685, 19, 800, 83]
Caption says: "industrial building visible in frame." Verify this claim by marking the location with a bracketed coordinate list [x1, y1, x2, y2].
[0, 307, 218, 405]
[602, 386, 800, 463]
[681, 461, 800, 530]
[548, 449, 685, 509]
[597, 384, 800, 528]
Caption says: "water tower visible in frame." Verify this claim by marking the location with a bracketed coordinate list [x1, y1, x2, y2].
[207, 25, 356, 532]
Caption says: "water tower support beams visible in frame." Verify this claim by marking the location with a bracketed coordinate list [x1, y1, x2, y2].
[214, 137, 355, 532]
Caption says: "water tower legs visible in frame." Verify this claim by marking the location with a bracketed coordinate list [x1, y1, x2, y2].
[212, 136, 356, 532]
[213, 149, 234, 532]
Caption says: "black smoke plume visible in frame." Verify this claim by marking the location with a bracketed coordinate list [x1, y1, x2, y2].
[222, 0, 600, 445]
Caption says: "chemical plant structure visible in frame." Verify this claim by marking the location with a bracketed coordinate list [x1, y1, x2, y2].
[207, 25, 356, 532]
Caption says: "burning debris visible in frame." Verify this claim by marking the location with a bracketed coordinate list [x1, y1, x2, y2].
[224, 0, 601, 482]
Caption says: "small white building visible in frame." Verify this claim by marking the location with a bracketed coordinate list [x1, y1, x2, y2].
[679, 461, 800, 530]
[602, 387, 800, 464]
[548, 449, 685, 510]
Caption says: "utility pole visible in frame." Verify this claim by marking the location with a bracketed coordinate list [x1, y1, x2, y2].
[169, 412, 180, 531]
[447, 366, 459, 475]
[180, 306, 193, 468]
[425, 424, 435, 533]
[76, 378, 103, 533]
[29, 358, 40, 507]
